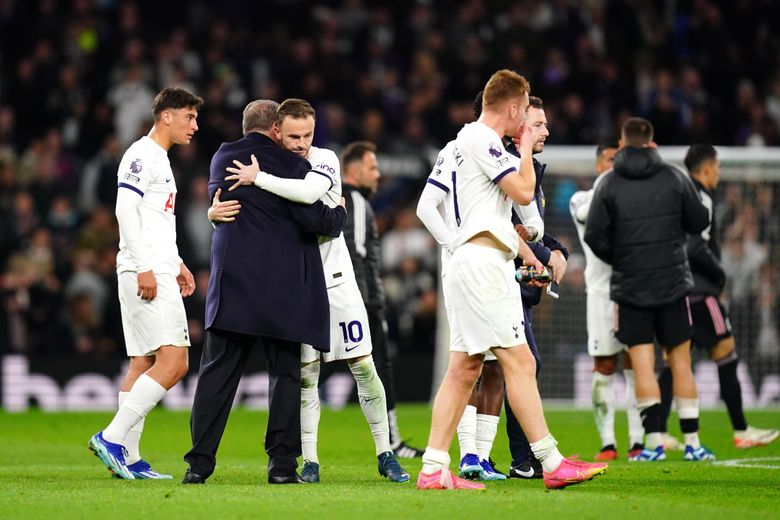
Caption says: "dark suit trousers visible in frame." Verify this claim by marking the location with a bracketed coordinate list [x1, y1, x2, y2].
[184, 328, 302, 479]
[505, 305, 542, 465]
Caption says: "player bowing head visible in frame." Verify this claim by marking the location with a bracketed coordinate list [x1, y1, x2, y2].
[480, 69, 530, 138]
[274, 98, 316, 157]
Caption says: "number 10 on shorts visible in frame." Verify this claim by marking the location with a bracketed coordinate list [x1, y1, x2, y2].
[338, 320, 364, 343]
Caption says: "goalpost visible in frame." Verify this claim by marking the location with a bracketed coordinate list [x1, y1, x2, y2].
[431, 146, 780, 409]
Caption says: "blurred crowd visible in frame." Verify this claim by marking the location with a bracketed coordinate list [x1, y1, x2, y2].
[1, 0, 779, 377]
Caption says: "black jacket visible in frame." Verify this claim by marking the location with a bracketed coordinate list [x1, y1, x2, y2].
[342, 183, 385, 312]
[687, 180, 726, 296]
[205, 132, 346, 350]
[584, 147, 709, 307]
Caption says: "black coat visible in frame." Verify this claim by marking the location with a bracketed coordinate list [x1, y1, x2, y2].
[584, 147, 709, 307]
[342, 183, 385, 312]
[205, 132, 346, 350]
[687, 180, 726, 296]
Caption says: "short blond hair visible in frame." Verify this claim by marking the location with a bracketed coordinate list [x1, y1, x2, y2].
[482, 69, 531, 109]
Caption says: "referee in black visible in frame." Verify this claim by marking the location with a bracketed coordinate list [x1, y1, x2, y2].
[585, 117, 712, 461]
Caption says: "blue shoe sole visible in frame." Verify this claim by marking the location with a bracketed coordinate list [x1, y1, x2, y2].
[88, 435, 134, 480]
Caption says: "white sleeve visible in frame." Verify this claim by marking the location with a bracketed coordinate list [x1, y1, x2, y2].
[470, 128, 517, 183]
[416, 182, 456, 248]
[254, 171, 331, 204]
[569, 191, 591, 224]
[513, 202, 544, 243]
[115, 188, 154, 272]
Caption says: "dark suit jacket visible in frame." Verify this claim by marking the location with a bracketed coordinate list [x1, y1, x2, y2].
[205, 132, 346, 351]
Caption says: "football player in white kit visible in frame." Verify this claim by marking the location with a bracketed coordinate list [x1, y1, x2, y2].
[214, 98, 409, 483]
[416, 93, 545, 482]
[569, 142, 645, 461]
[88, 87, 202, 480]
[415, 70, 608, 491]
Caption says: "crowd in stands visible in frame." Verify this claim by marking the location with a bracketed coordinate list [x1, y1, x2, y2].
[0, 0, 778, 384]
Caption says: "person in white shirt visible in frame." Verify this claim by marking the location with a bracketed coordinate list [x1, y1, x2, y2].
[415, 69, 607, 491]
[569, 141, 644, 462]
[88, 87, 202, 480]
[212, 98, 409, 484]
[416, 93, 545, 482]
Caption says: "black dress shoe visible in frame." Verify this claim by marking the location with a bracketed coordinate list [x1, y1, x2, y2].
[182, 469, 207, 484]
[268, 473, 304, 484]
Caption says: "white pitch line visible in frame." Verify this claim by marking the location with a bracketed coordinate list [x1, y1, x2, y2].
[711, 456, 780, 470]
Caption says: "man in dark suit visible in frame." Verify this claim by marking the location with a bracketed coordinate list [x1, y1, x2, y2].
[183, 100, 347, 484]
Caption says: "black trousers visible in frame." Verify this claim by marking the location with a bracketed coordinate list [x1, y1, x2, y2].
[505, 305, 542, 465]
[184, 328, 302, 479]
[368, 310, 396, 411]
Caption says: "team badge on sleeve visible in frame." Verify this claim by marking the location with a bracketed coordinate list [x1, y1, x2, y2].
[130, 159, 143, 174]
[123, 158, 144, 184]
[488, 142, 509, 167]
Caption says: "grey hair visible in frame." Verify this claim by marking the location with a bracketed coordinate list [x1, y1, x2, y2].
[242, 99, 280, 134]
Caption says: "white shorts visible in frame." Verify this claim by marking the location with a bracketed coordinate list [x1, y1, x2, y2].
[587, 291, 626, 357]
[301, 277, 372, 364]
[445, 243, 526, 357]
[442, 271, 496, 361]
[118, 271, 190, 357]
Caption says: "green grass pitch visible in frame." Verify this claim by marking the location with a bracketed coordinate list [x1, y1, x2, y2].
[1, 405, 778, 519]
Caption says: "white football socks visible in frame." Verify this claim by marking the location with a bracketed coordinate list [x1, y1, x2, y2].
[103, 374, 166, 445]
[349, 357, 391, 456]
[118, 391, 144, 465]
[676, 397, 701, 448]
[457, 405, 478, 460]
[529, 434, 564, 473]
[300, 360, 321, 463]
[623, 369, 644, 447]
[421, 447, 450, 475]
[476, 413, 499, 461]
[592, 372, 616, 448]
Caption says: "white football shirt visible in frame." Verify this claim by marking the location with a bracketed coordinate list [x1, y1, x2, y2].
[420, 140, 458, 274]
[116, 136, 181, 276]
[570, 174, 611, 294]
[308, 145, 355, 288]
[451, 122, 519, 256]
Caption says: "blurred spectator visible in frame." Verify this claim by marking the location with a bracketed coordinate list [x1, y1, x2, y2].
[0, 0, 779, 373]
[179, 175, 213, 270]
[380, 208, 433, 272]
